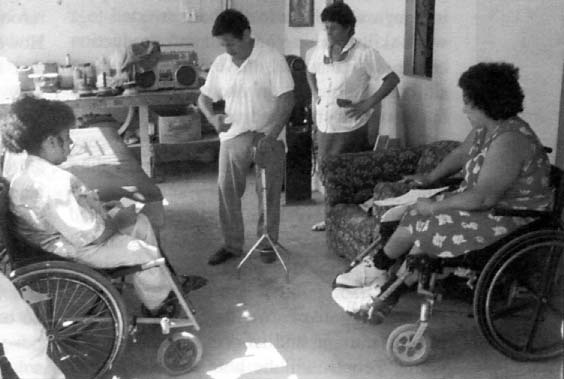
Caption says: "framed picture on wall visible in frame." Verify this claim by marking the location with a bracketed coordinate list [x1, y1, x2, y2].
[289, 0, 314, 27]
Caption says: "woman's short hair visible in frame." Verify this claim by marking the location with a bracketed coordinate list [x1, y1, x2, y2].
[321, 2, 356, 34]
[458, 62, 524, 120]
[1, 95, 75, 154]
[212, 9, 251, 39]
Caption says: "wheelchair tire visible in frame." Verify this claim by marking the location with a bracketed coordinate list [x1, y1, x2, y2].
[474, 230, 564, 361]
[386, 323, 431, 366]
[157, 331, 203, 375]
[11, 260, 129, 379]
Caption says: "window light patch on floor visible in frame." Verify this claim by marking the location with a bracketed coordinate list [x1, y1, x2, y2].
[206, 342, 287, 379]
[241, 309, 254, 321]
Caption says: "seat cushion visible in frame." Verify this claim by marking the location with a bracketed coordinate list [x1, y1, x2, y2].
[415, 140, 461, 174]
[62, 126, 164, 229]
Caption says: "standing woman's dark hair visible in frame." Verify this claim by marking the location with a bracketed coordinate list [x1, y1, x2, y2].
[211, 9, 251, 39]
[1, 95, 75, 154]
[321, 2, 357, 35]
[458, 62, 524, 120]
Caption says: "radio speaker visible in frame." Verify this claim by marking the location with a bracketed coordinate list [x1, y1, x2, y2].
[285, 55, 312, 203]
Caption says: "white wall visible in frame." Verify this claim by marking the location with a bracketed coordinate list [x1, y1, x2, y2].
[0, 0, 285, 69]
[476, 0, 564, 150]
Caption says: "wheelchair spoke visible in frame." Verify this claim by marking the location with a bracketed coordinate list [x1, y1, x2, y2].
[56, 318, 115, 338]
[53, 279, 80, 328]
[12, 262, 129, 379]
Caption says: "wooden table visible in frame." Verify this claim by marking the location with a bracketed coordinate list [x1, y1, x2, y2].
[0, 89, 200, 177]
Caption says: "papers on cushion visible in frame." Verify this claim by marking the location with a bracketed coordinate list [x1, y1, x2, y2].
[358, 186, 449, 221]
[380, 204, 409, 222]
[373, 187, 449, 207]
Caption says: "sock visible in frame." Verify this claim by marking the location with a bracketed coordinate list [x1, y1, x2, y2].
[372, 248, 395, 270]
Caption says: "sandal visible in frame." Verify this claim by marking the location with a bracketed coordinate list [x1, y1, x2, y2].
[311, 221, 326, 231]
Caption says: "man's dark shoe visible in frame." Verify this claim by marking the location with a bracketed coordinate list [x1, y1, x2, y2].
[208, 247, 239, 265]
[141, 291, 178, 318]
[181, 275, 208, 293]
[258, 247, 276, 264]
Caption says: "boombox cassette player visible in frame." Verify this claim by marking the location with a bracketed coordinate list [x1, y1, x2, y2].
[135, 43, 201, 91]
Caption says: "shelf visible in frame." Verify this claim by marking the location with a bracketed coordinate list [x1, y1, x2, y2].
[126, 133, 219, 163]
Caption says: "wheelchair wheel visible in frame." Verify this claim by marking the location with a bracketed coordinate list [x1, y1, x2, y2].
[386, 323, 431, 366]
[157, 331, 203, 375]
[474, 230, 564, 361]
[11, 261, 129, 379]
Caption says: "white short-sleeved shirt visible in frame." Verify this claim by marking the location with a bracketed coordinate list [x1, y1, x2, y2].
[5, 152, 105, 256]
[307, 37, 393, 133]
[200, 40, 294, 142]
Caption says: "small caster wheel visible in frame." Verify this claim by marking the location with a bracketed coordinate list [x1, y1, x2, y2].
[386, 323, 431, 366]
[157, 331, 203, 375]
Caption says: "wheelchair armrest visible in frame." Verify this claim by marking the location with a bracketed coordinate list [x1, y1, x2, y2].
[492, 208, 551, 218]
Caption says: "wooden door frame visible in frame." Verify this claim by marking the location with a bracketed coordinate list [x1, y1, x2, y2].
[557, 61, 564, 168]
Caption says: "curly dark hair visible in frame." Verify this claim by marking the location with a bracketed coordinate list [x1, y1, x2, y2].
[458, 62, 524, 120]
[321, 2, 356, 34]
[212, 9, 250, 39]
[1, 95, 75, 154]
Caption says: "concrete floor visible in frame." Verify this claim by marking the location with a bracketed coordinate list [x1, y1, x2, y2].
[112, 161, 562, 379]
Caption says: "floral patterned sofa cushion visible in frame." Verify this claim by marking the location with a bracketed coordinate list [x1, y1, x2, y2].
[322, 140, 460, 260]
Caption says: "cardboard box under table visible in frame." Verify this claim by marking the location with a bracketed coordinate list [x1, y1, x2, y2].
[62, 126, 164, 231]
[152, 105, 201, 144]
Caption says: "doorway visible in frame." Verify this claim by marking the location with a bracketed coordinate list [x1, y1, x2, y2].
[557, 61, 564, 168]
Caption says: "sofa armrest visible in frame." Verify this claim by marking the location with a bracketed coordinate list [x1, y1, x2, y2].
[321, 147, 422, 206]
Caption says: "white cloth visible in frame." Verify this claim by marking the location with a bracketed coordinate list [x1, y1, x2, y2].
[307, 37, 393, 134]
[4, 152, 171, 309]
[200, 40, 294, 142]
[5, 153, 105, 256]
[0, 272, 65, 379]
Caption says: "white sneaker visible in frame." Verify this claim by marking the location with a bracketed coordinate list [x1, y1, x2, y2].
[331, 284, 382, 314]
[334, 256, 388, 288]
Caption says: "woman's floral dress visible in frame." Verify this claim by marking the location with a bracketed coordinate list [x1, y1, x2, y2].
[400, 118, 553, 258]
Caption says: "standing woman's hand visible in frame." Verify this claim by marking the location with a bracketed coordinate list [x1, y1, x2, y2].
[344, 98, 374, 120]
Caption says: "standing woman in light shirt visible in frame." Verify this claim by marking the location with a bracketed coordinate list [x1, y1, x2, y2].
[306, 2, 400, 231]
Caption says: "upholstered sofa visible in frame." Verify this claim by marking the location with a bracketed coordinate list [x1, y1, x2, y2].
[321, 140, 461, 261]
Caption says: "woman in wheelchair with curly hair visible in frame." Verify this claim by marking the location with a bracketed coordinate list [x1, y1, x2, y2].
[331, 62, 553, 320]
[1, 95, 175, 317]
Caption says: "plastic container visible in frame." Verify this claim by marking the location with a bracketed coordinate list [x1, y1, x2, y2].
[58, 64, 74, 89]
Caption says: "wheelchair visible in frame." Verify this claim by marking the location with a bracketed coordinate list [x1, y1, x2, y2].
[355, 165, 564, 366]
[0, 178, 203, 378]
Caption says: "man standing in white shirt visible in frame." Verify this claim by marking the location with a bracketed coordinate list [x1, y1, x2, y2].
[198, 9, 295, 265]
[306, 2, 400, 231]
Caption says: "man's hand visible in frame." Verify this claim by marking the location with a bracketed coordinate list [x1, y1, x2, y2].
[211, 114, 232, 133]
[102, 200, 121, 212]
[255, 134, 277, 168]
